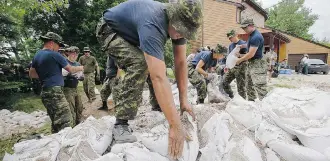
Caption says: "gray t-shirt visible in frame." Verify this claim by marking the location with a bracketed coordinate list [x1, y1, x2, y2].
[103, 0, 168, 61]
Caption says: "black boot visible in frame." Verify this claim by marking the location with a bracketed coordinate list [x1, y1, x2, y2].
[152, 104, 162, 112]
[197, 98, 204, 104]
[98, 101, 108, 111]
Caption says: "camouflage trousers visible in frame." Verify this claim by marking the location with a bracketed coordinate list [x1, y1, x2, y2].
[187, 63, 207, 100]
[63, 87, 83, 126]
[100, 76, 118, 101]
[247, 59, 268, 100]
[223, 62, 255, 100]
[41, 86, 73, 133]
[83, 73, 96, 100]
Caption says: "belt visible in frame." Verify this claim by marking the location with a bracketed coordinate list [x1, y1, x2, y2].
[42, 86, 62, 91]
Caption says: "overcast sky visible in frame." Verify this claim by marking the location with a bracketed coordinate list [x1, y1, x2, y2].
[261, 0, 330, 41]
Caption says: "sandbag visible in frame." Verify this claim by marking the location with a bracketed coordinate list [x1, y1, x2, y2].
[226, 95, 262, 131]
[226, 46, 240, 69]
[268, 140, 329, 161]
[222, 137, 263, 161]
[199, 113, 232, 161]
[3, 137, 61, 161]
[207, 74, 230, 103]
[139, 113, 199, 161]
[92, 153, 123, 161]
[264, 148, 280, 161]
[263, 88, 330, 153]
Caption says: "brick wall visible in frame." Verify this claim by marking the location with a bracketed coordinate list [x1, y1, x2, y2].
[190, 0, 265, 52]
[241, 2, 265, 27]
[284, 34, 330, 65]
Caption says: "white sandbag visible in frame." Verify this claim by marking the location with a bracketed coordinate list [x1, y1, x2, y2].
[222, 137, 263, 161]
[62, 68, 69, 76]
[207, 74, 230, 103]
[264, 148, 280, 161]
[226, 95, 262, 131]
[226, 46, 240, 69]
[199, 113, 232, 161]
[3, 137, 61, 161]
[92, 153, 123, 161]
[139, 113, 199, 161]
[125, 145, 170, 161]
[324, 147, 330, 160]
[263, 88, 330, 153]
[268, 140, 329, 161]
[61, 116, 115, 156]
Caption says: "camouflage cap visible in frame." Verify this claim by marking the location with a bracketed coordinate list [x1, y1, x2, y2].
[214, 44, 228, 54]
[166, 0, 203, 40]
[226, 30, 236, 38]
[66, 46, 80, 53]
[240, 19, 254, 28]
[40, 32, 65, 47]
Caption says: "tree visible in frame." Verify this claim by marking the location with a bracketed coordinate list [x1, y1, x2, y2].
[266, 0, 318, 40]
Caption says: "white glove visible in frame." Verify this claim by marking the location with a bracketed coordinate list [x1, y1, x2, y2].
[62, 69, 69, 76]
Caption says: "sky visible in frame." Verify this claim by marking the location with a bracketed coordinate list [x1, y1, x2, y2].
[260, 0, 330, 41]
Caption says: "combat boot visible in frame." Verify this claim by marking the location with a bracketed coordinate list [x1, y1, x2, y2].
[151, 104, 162, 112]
[197, 98, 204, 104]
[98, 101, 108, 111]
[113, 124, 137, 144]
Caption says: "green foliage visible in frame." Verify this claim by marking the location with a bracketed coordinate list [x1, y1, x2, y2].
[0, 92, 45, 113]
[266, 0, 319, 40]
[164, 40, 192, 68]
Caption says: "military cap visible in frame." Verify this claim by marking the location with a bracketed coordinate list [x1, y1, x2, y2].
[226, 30, 236, 38]
[40, 32, 65, 47]
[214, 44, 228, 54]
[240, 19, 255, 28]
[166, 0, 203, 40]
[83, 47, 91, 52]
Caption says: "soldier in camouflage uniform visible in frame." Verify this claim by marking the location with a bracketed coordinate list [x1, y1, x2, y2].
[78, 47, 100, 102]
[222, 30, 256, 100]
[188, 45, 226, 104]
[98, 56, 119, 110]
[29, 32, 84, 133]
[63, 46, 84, 126]
[237, 19, 268, 100]
[97, 0, 201, 158]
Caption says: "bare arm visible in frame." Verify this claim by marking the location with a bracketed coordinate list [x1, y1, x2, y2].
[144, 53, 180, 125]
[196, 60, 207, 77]
[237, 47, 258, 64]
[63, 65, 84, 74]
[29, 68, 39, 79]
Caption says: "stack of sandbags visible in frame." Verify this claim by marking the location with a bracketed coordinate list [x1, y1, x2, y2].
[0, 110, 50, 139]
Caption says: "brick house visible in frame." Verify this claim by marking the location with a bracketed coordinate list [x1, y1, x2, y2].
[192, 0, 330, 67]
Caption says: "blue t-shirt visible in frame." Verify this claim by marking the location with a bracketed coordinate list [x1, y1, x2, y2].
[191, 51, 217, 70]
[32, 49, 68, 88]
[229, 40, 248, 54]
[103, 0, 168, 61]
[247, 29, 264, 59]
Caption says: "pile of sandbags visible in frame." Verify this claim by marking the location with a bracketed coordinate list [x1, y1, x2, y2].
[4, 86, 330, 161]
[0, 110, 50, 139]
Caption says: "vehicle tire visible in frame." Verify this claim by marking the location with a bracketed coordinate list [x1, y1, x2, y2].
[323, 71, 329, 75]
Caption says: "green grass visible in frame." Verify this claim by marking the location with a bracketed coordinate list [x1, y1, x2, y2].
[0, 93, 45, 113]
[0, 123, 51, 160]
[167, 68, 175, 79]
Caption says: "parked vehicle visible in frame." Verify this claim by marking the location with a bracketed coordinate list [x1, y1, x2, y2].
[296, 59, 329, 75]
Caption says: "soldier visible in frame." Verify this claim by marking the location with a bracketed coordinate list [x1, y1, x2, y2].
[78, 47, 100, 102]
[222, 30, 253, 100]
[237, 19, 268, 100]
[98, 56, 119, 111]
[29, 32, 84, 133]
[63, 46, 84, 126]
[188, 45, 226, 104]
[96, 0, 201, 158]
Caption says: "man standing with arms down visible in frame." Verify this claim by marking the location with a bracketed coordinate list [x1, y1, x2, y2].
[236, 19, 268, 100]
[78, 47, 100, 102]
[96, 0, 201, 159]
[29, 32, 84, 133]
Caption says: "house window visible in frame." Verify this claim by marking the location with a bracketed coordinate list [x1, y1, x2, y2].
[236, 8, 242, 23]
